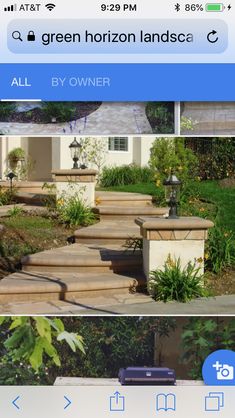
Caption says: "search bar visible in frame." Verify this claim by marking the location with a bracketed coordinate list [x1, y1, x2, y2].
[8, 19, 228, 54]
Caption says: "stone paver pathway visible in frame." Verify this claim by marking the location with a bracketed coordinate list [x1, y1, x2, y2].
[1, 294, 234, 315]
[0, 102, 153, 135]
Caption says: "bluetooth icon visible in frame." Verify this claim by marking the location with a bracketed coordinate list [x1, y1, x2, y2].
[175, 3, 181, 12]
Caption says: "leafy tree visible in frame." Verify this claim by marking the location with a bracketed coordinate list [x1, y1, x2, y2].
[0, 317, 176, 385]
[149, 137, 199, 186]
[79, 137, 107, 179]
[181, 317, 235, 379]
[0, 317, 85, 372]
[53, 317, 176, 379]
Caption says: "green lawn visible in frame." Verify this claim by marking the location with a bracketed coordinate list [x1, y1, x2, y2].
[99, 180, 235, 233]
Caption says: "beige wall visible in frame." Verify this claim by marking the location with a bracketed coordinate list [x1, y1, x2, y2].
[26, 137, 52, 181]
[139, 136, 156, 166]
[0, 136, 158, 180]
[106, 137, 133, 167]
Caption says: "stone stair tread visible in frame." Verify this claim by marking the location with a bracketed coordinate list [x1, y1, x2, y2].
[95, 206, 168, 215]
[75, 228, 140, 239]
[0, 271, 145, 294]
[96, 191, 152, 201]
[75, 220, 140, 235]
[22, 243, 142, 267]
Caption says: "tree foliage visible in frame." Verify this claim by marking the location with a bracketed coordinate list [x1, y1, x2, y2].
[181, 317, 235, 379]
[0, 317, 85, 372]
[149, 137, 199, 186]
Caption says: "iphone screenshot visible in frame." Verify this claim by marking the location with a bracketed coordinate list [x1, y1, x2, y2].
[0, 1, 234, 417]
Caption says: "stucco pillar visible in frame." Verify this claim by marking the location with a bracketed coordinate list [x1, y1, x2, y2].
[52, 169, 98, 207]
[136, 216, 214, 278]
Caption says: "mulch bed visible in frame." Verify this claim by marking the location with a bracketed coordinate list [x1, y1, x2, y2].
[0, 102, 102, 123]
[219, 177, 235, 188]
[207, 268, 235, 296]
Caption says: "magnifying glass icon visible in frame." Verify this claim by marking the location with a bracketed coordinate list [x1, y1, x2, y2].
[12, 31, 23, 42]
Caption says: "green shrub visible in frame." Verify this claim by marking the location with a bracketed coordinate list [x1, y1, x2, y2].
[100, 164, 154, 187]
[149, 138, 199, 187]
[57, 194, 96, 227]
[52, 317, 176, 380]
[0, 356, 50, 385]
[0, 103, 16, 119]
[7, 205, 24, 217]
[205, 226, 235, 274]
[42, 182, 57, 210]
[42, 102, 77, 122]
[181, 318, 235, 379]
[146, 102, 174, 134]
[7, 148, 26, 169]
[0, 187, 16, 206]
[148, 256, 207, 303]
[186, 138, 235, 180]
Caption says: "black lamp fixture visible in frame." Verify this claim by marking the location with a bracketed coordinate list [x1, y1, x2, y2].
[6, 171, 17, 193]
[163, 170, 182, 219]
[80, 150, 88, 170]
[69, 138, 82, 169]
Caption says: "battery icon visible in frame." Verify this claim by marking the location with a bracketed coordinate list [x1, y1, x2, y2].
[206, 3, 225, 11]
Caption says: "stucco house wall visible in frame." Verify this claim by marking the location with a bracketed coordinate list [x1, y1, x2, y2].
[0, 136, 157, 180]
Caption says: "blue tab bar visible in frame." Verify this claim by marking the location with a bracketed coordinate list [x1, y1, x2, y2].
[0, 64, 234, 101]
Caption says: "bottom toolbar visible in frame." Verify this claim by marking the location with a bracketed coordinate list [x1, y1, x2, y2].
[0, 386, 233, 417]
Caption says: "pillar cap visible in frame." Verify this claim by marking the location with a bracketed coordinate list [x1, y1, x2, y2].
[135, 216, 214, 230]
[51, 169, 98, 176]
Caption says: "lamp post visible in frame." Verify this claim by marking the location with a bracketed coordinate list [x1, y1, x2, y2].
[80, 150, 88, 170]
[6, 171, 17, 194]
[69, 138, 82, 169]
[163, 171, 182, 219]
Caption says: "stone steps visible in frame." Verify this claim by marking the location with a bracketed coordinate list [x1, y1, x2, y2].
[183, 102, 234, 110]
[0, 270, 145, 303]
[15, 192, 49, 206]
[0, 191, 151, 306]
[181, 103, 235, 134]
[74, 222, 141, 245]
[95, 191, 153, 207]
[194, 120, 235, 131]
[21, 243, 142, 273]
[0, 181, 47, 194]
[94, 206, 168, 221]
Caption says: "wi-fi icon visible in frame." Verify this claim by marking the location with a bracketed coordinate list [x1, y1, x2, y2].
[45, 3, 56, 11]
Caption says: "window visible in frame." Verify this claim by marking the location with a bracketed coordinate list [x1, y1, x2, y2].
[108, 137, 128, 152]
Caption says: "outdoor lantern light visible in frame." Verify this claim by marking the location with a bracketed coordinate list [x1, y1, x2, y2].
[80, 151, 88, 170]
[163, 171, 182, 219]
[69, 138, 82, 169]
[6, 171, 17, 193]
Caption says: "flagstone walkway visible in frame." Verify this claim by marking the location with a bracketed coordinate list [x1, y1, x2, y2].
[0, 102, 153, 135]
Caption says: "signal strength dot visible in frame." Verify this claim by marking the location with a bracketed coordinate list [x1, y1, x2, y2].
[45, 3, 56, 11]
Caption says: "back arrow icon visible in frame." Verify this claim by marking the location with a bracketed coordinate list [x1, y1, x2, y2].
[64, 396, 72, 410]
[12, 396, 20, 410]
